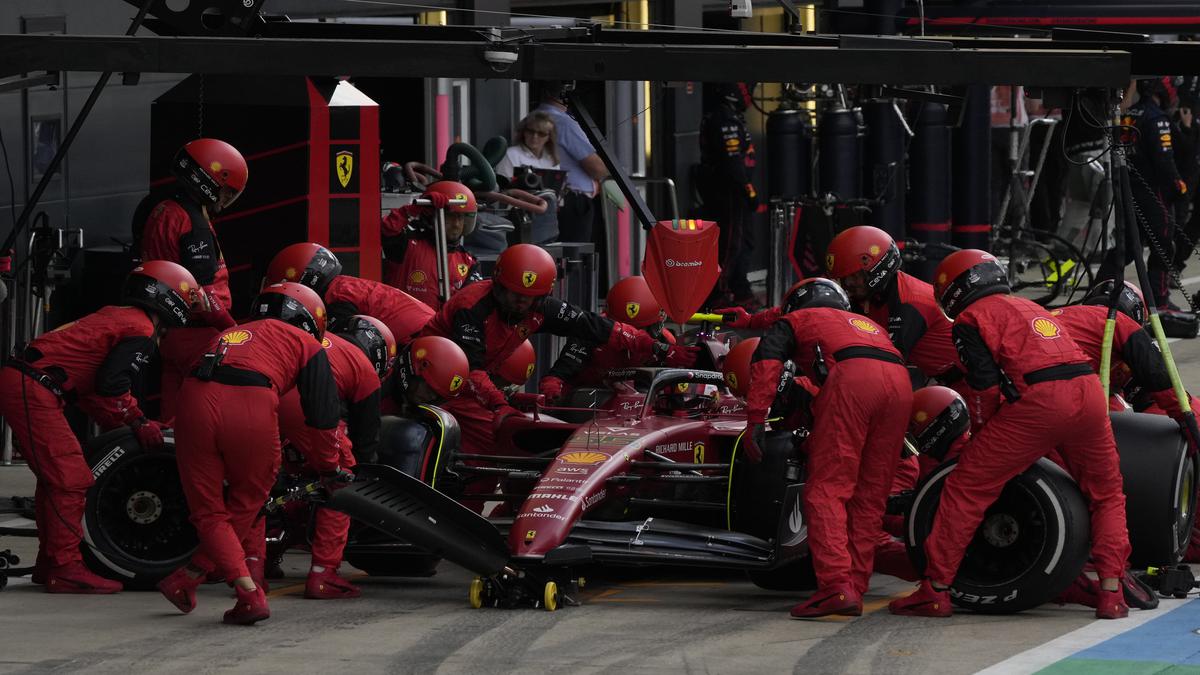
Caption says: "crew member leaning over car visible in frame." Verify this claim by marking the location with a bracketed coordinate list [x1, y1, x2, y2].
[420, 244, 696, 459]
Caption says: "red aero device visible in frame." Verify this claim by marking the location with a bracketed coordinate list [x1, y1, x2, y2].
[642, 219, 720, 324]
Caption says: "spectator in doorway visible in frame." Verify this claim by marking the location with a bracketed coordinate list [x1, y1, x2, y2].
[495, 111, 561, 178]
[533, 80, 610, 243]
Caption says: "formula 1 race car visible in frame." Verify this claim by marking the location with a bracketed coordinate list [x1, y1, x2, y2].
[73, 335, 1196, 614]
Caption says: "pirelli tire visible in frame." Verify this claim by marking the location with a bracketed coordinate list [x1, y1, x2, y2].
[82, 427, 198, 590]
[1111, 412, 1198, 567]
[905, 458, 1090, 614]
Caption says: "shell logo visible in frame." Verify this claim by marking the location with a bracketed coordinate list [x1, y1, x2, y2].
[525, 363, 536, 379]
[285, 266, 298, 280]
[625, 302, 640, 320]
[315, 307, 325, 319]
[410, 270, 427, 284]
[937, 272, 947, 285]
[848, 317, 880, 334]
[455, 192, 467, 202]
[222, 329, 253, 346]
[522, 271, 538, 288]
[725, 372, 738, 389]
[321, 337, 332, 349]
[868, 244, 881, 256]
[825, 253, 835, 272]
[210, 161, 223, 173]
[449, 375, 464, 392]
[1032, 317, 1060, 339]
[914, 410, 929, 423]
[180, 281, 191, 292]
[389, 344, 398, 356]
[414, 348, 427, 360]
[560, 451, 608, 465]
[457, 263, 469, 278]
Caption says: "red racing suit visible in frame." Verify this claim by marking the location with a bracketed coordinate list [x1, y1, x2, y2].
[1051, 305, 1187, 418]
[381, 208, 480, 311]
[174, 319, 342, 583]
[922, 294, 1131, 587]
[324, 275, 435, 346]
[861, 271, 959, 379]
[421, 280, 655, 457]
[0, 306, 157, 568]
[134, 190, 236, 422]
[747, 308, 912, 594]
[255, 333, 380, 569]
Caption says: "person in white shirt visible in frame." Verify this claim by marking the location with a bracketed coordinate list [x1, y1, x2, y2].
[496, 111, 561, 178]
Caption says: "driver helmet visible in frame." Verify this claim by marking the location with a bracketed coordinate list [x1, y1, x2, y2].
[653, 381, 719, 418]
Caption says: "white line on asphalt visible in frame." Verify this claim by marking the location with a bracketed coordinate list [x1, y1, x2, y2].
[1181, 275, 1200, 287]
[974, 598, 1193, 675]
[0, 517, 35, 529]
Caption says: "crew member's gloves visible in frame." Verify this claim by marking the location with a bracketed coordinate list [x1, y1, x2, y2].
[742, 422, 767, 463]
[130, 417, 169, 452]
[493, 405, 523, 434]
[320, 467, 356, 493]
[714, 306, 753, 329]
[539, 376, 565, 402]
[656, 343, 700, 368]
[424, 191, 450, 209]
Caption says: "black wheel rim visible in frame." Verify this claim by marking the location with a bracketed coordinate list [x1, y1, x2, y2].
[957, 481, 1048, 588]
[94, 452, 197, 565]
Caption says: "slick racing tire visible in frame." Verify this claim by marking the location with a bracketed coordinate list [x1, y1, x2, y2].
[906, 458, 1090, 614]
[1111, 412, 1198, 567]
[82, 427, 198, 590]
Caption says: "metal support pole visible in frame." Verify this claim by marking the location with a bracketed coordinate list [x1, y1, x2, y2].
[414, 197, 467, 305]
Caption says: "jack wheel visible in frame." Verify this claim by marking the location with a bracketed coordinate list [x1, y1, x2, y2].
[543, 581, 559, 612]
[469, 577, 485, 609]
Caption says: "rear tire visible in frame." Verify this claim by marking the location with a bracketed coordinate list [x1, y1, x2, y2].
[82, 428, 197, 590]
[906, 458, 1090, 614]
[1111, 412, 1198, 567]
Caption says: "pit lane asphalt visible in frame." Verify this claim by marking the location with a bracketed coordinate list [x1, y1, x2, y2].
[2, 287, 1199, 675]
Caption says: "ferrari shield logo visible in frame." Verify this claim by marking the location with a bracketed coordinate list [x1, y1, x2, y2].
[626, 302, 641, 320]
[825, 252, 835, 272]
[525, 363, 535, 379]
[725, 372, 738, 390]
[693, 442, 705, 464]
[449, 375, 464, 392]
[457, 263, 469, 278]
[522, 271, 538, 288]
[335, 151, 354, 188]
